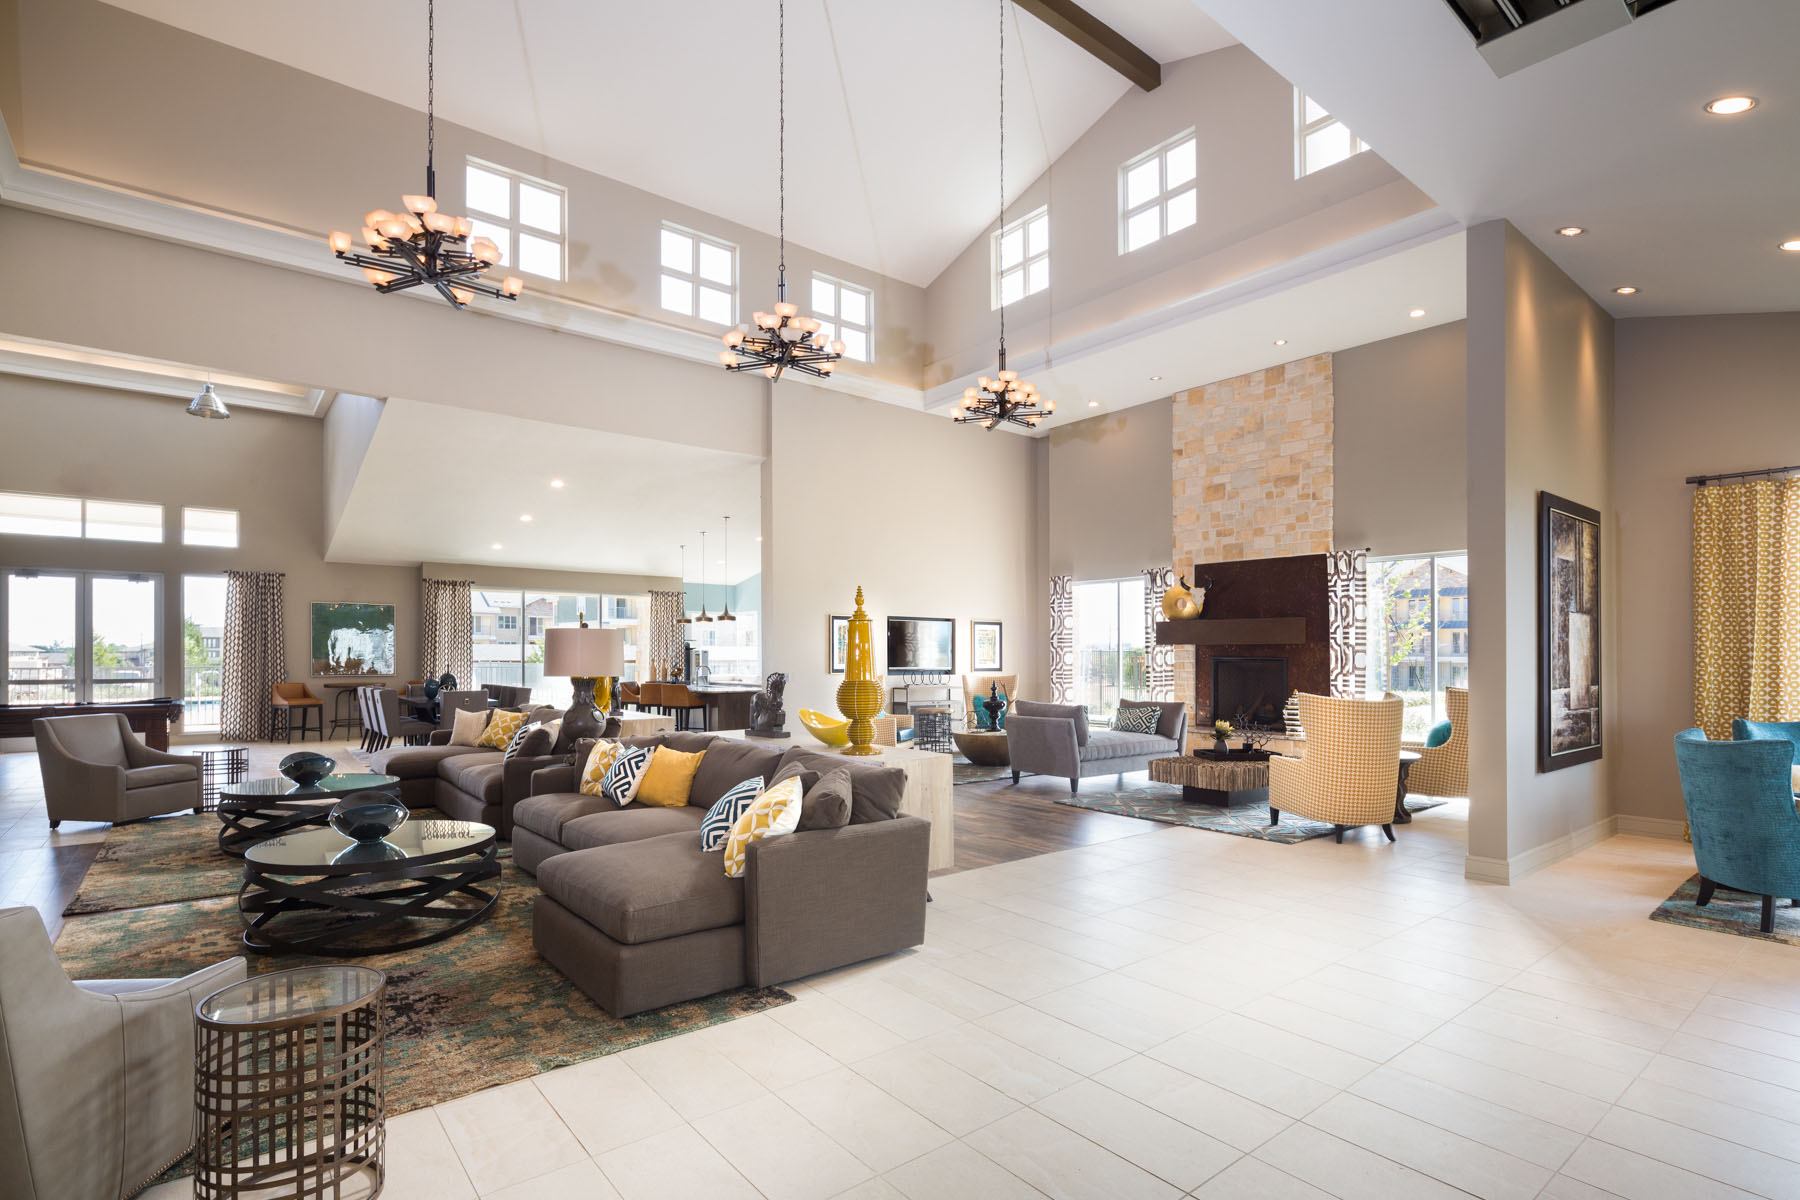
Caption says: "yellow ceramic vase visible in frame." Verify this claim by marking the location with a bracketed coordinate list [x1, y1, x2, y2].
[836, 586, 883, 756]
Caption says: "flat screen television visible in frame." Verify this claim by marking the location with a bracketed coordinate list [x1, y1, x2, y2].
[886, 616, 955, 675]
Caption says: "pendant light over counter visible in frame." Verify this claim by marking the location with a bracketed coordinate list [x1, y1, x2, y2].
[695, 531, 714, 624]
[718, 516, 736, 622]
[676, 543, 692, 625]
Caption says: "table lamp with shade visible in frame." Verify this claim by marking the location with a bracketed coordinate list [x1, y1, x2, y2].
[544, 625, 625, 743]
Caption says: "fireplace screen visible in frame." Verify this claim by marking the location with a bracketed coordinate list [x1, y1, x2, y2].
[1212, 657, 1288, 727]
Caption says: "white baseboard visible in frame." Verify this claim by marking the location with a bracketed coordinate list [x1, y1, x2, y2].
[1614, 814, 1687, 840]
[1463, 814, 1618, 884]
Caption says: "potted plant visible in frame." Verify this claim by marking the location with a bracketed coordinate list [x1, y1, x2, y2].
[1212, 719, 1233, 755]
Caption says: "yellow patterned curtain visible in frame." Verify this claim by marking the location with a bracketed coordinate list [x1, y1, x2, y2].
[1693, 479, 1800, 738]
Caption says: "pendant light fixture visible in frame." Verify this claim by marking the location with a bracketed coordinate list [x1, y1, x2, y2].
[327, 0, 523, 310]
[676, 543, 692, 625]
[186, 381, 230, 420]
[955, 0, 1052, 432]
[718, 0, 843, 382]
[717, 516, 737, 622]
[695, 531, 714, 623]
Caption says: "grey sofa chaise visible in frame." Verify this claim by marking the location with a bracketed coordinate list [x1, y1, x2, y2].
[32, 713, 202, 828]
[1007, 698, 1188, 793]
[368, 704, 572, 837]
[516, 732, 930, 1017]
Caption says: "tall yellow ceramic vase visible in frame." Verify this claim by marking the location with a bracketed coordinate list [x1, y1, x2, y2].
[836, 586, 883, 756]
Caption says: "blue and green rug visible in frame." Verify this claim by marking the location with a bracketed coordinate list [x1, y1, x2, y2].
[1651, 874, 1800, 945]
[1054, 784, 1446, 842]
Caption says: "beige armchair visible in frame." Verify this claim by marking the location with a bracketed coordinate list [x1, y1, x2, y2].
[33, 714, 202, 829]
[0, 906, 246, 1200]
[1268, 693, 1403, 843]
[1401, 686, 1469, 798]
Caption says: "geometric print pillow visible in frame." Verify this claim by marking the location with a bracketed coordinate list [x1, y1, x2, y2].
[599, 743, 653, 807]
[503, 721, 547, 761]
[478, 707, 526, 750]
[579, 740, 622, 796]
[1113, 705, 1162, 736]
[700, 776, 764, 852]
[723, 774, 804, 879]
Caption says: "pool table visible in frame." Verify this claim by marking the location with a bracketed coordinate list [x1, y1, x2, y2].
[0, 698, 185, 749]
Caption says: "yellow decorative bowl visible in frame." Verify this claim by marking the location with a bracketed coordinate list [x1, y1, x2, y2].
[799, 708, 850, 748]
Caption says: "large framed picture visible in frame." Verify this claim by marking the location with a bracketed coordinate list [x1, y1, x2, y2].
[828, 614, 850, 673]
[1539, 492, 1601, 772]
[311, 602, 396, 677]
[971, 620, 1003, 672]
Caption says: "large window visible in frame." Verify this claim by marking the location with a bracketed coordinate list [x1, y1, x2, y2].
[682, 577, 761, 684]
[660, 223, 736, 326]
[1119, 131, 1197, 253]
[1295, 90, 1367, 178]
[471, 589, 647, 705]
[810, 274, 872, 363]
[1368, 553, 1469, 738]
[1072, 577, 1147, 725]
[991, 207, 1049, 309]
[0, 491, 162, 543]
[183, 575, 226, 730]
[4, 569, 161, 704]
[182, 507, 238, 548]
[465, 158, 567, 280]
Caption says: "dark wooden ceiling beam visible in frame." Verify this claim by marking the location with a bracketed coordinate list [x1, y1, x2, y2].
[1014, 0, 1161, 92]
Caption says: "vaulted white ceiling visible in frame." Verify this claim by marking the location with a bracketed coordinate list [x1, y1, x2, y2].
[99, 0, 1234, 288]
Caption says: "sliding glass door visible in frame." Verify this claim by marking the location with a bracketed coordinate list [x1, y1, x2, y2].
[470, 588, 647, 705]
[4, 569, 162, 704]
[1071, 577, 1147, 725]
[1368, 553, 1468, 738]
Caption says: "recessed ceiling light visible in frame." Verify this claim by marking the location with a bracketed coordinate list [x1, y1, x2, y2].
[1148, 375, 1162, 382]
[1780, 239, 1800, 253]
[754, 535, 763, 542]
[1274, 338, 1287, 346]
[1556, 226, 1585, 237]
[1705, 95, 1756, 116]
[549, 478, 565, 489]
[490, 542, 502, 550]
[519, 513, 533, 522]
[1409, 308, 1426, 319]
[1613, 286, 1638, 295]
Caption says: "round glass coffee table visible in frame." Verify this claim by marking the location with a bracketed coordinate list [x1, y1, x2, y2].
[195, 965, 386, 1198]
[215, 772, 400, 857]
[239, 817, 500, 956]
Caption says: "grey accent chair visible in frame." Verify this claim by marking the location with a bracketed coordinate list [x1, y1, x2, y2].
[32, 714, 202, 829]
[1008, 698, 1188, 793]
[370, 687, 435, 752]
[0, 906, 246, 1200]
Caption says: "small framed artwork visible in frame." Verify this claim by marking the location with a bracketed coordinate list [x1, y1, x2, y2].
[971, 620, 1003, 672]
[1538, 491, 1602, 773]
[828, 614, 850, 673]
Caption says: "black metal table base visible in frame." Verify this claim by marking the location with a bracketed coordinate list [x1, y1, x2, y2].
[240, 845, 501, 956]
[217, 802, 337, 857]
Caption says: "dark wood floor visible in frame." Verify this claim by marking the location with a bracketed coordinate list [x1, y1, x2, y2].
[938, 771, 1165, 874]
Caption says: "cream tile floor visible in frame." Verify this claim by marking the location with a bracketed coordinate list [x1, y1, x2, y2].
[14, 744, 1794, 1199]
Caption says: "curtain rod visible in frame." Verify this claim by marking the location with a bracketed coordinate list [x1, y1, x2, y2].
[1687, 465, 1800, 486]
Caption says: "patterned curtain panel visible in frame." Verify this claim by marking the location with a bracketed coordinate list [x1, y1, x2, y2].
[1325, 549, 1369, 698]
[1142, 567, 1175, 702]
[1050, 574, 1074, 704]
[421, 578, 474, 684]
[1693, 480, 1800, 738]
[645, 590, 685, 680]
[220, 569, 286, 741]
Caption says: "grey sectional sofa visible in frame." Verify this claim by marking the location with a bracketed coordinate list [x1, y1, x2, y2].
[516, 732, 930, 1017]
[1007, 698, 1188, 793]
[369, 705, 571, 837]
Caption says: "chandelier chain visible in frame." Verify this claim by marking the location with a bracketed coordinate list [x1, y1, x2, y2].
[998, 0, 1006, 356]
[426, 0, 435, 183]
[779, 0, 786, 278]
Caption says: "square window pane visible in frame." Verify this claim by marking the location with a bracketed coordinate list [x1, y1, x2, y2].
[1305, 122, 1355, 173]
[1165, 139, 1196, 189]
[0, 492, 81, 537]
[1303, 93, 1328, 125]
[660, 274, 693, 315]
[1027, 258, 1049, 295]
[817, 321, 836, 343]
[840, 328, 867, 361]
[812, 277, 836, 315]
[1166, 188, 1196, 234]
[1125, 158, 1160, 209]
[697, 241, 733, 285]
[517, 182, 562, 234]
[182, 507, 237, 548]
[999, 228, 1024, 269]
[517, 232, 562, 279]
[91, 574, 156, 695]
[1125, 206, 1160, 251]
[660, 228, 693, 272]
[697, 285, 733, 326]
[999, 268, 1024, 307]
[85, 500, 162, 543]
[466, 164, 511, 218]
[839, 287, 866, 327]
[470, 219, 511, 266]
[1027, 214, 1049, 257]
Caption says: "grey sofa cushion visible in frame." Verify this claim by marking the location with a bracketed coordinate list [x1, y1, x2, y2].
[776, 748, 906, 824]
[689, 740, 784, 809]
[562, 804, 707, 851]
[441, 756, 505, 803]
[1116, 699, 1187, 741]
[372, 744, 496, 780]
[661, 731, 718, 754]
[537, 832, 743, 944]
[799, 767, 854, 831]
[1081, 730, 1179, 761]
[514, 792, 614, 843]
[124, 763, 197, 789]
[1013, 700, 1089, 746]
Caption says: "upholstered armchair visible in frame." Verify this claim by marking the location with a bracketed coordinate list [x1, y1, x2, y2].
[32, 714, 202, 829]
[0, 906, 246, 1200]
[1675, 728, 1800, 932]
[1401, 686, 1469, 798]
[962, 673, 1018, 728]
[1732, 718, 1800, 794]
[1268, 693, 1403, 842]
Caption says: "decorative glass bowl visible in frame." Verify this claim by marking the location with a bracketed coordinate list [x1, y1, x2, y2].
[279, 751, 336, 788]
[329, 792, 409, 841]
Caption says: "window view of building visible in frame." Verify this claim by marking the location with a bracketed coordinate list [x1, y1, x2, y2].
[1071, 577, 1147, 725]
[4, 569, 160, 704]
[472, 589, 646, 706]
[182, 574, 225, 730]
[682, 577, 762, 683]
[1368, 553, 1469, 737]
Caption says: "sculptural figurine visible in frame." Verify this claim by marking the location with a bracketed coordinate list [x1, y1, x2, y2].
[1160, 573, 1216, 621]
[747, 671, 790, 739]
[981, 682, 1007, 730]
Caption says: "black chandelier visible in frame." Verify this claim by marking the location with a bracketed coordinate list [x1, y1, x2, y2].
[719, 0, 842, 382]
[327, 0, 521, 310]
[956, 0, 1051, 431]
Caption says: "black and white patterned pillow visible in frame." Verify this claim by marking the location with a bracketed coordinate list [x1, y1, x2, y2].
[1113, 705, 1163, 735]
[503, 721, 549, 761]
[701, 776, 764, 851]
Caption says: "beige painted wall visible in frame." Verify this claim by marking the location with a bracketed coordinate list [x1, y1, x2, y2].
[1334, 321, 1468, 557]
[1465, 221, 1617, 879]
[762, 383, 1043, 721]
[923, 46, 1436, 386]
[4, 0, 929, 387]
[1046, 399, 1173, 580]
[1611, 313, 1800, 825]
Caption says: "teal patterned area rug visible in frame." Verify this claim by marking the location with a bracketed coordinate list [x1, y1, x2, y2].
[1651, 875, 1800, 945]
[1054, 785, 1447, 843]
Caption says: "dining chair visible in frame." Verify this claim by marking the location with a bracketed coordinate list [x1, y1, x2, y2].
[373, 688, 434, 750]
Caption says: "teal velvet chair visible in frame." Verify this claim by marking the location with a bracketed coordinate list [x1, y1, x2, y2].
[1732, 717, 1800, 754]
[1673, 728, 1800, 932]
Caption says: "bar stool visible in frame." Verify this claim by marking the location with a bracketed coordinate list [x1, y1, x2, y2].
[270, 682, 324, 742]
[661, 683, 707, 731]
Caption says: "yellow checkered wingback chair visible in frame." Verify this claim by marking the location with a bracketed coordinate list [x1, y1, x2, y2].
[1268, 693, 1403, 843]
[1400, 686, 1468, 798]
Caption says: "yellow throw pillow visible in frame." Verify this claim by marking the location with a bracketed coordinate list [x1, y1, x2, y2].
[723, 775, 803, 878]
[478, 708, 526, 750]
[635, 747, 707, 808]
[579, 741, 622, 797]
[449, 706, 492, 747]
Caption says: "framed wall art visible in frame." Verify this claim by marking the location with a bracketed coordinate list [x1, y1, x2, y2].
[311, 602, 396, 677]
[971, 620, 1003, 672]
[1538, 492, 1601, 772]
[828, 614, 850, 673]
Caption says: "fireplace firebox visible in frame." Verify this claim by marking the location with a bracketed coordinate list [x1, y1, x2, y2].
[1212, 657, 1288, 726]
